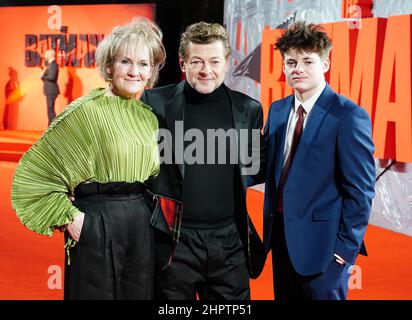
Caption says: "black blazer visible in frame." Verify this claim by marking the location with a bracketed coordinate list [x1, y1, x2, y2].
[142, 81, 267, 279]
[41, 61, 59, 96]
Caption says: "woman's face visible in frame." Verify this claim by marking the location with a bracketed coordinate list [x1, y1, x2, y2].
[108, 44, 152, 99]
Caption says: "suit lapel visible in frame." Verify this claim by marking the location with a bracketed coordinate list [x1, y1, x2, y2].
[274, 96, 293, 188]
[225, 85, 248, 130]
[292, 84, 334, 166]
[224, 85, 249, 189]
[165, 81, 186, 178]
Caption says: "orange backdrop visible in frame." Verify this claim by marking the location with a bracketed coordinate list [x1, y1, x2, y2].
[260, 15, 412, 163]
[0, 4, 155, 131]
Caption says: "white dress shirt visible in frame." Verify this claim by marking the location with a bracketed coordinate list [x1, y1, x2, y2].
[282, 82, 326, 166]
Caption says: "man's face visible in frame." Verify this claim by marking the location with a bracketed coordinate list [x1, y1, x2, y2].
[180, 40, 229, 94]
[283, 48, 329, 100]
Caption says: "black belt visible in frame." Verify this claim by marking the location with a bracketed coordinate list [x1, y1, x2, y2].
[74, 182, 145, 197]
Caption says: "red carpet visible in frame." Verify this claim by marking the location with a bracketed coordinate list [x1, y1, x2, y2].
[1, 132, 411, 299]
[0, 130, 42, 162]
[0, 161, 64, 300]
[246, 189, 412, 300]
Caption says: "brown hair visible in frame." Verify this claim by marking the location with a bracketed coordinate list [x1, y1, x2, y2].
[95, 17, 166, 88]
[275, 21, 332, 59]
[179, 21, 231, 60]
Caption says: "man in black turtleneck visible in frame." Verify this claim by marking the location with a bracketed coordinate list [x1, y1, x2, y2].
[183, 81, 236, 230]
[142, 22, 266, 300]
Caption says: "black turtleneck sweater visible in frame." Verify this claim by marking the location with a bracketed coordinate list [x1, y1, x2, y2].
[182, 82, 235, 229]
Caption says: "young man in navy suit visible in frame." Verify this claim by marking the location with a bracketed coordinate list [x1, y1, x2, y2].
[252, 21, 375, 300]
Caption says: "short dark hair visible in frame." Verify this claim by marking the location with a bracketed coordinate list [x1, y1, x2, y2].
[179, 22, 231, 60]
[275, 21, 332, 59]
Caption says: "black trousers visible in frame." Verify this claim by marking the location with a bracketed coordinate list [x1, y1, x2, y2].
[271, 213, 351, 300]
[64, 182, 154, 300]
[155, 222, 250, 300]
[46, 94, 57, 125]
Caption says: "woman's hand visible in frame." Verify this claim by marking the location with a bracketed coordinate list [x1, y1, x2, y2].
[67, 212, 85, 242]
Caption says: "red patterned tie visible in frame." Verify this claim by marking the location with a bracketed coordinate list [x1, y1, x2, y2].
[276, 105, 306, 213]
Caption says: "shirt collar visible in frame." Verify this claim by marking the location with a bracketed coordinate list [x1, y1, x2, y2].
[294, 82, 326, 115]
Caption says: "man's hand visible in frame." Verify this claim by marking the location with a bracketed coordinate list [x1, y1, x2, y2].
[67, 212, 85, 242]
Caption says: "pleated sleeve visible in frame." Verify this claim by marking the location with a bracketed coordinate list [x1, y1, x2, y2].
[11, 95, 95, 236]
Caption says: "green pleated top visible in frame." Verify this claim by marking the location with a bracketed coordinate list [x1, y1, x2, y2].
[11, 88, 160, 236]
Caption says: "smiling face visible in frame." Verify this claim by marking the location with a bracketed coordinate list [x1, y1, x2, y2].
[283, 48, 330, 101]
[180, 40, 229, 94]
[107, 43, 152, 99]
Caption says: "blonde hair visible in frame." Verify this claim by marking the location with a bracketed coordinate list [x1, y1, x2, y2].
[179, 22, 231, 61]
[95, 17, 166, 88]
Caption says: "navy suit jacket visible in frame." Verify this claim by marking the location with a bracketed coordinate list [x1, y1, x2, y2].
[257, 84, 375, 276]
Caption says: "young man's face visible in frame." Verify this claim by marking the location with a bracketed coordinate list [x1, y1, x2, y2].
[180, 40, 229, 94]
[283, 48, 330, 101]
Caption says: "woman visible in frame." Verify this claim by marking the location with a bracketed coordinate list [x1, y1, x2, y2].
[11, 17, 166, 300]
